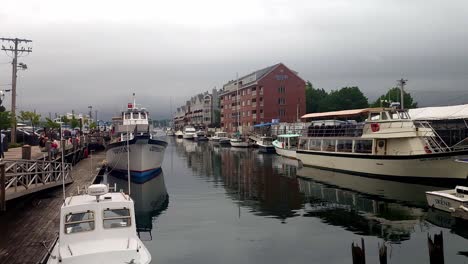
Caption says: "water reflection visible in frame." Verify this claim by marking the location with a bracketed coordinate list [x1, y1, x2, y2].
[107, 171, 169, 235]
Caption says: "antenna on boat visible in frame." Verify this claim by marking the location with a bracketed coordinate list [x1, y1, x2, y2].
[126, 118, 131, 200]
[132, 93, 136, 110]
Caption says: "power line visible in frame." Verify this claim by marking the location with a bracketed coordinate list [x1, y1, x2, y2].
[1, 37, 33, 143]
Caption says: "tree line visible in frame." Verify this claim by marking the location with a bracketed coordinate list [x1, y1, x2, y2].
[305, 81, 418, 114]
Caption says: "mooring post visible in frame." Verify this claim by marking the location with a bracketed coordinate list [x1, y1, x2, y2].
[351, 237, 366, 264]
[428, 231, 444, 264]
[0, 162, 6, 212]
[379, 242, 387, 264]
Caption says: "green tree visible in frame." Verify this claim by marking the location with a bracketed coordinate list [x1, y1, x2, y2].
[45, 117, 60, 129]
[18, 111, 41, 132]
[319, 86, 369, 112]
[70, 116, 80, 129]
[305, 81, 328, 113]
[60, 115, 70, 126]
[0, 111, 13, 130]
[89, 122, 97, 129]
[370, 87, 418, 108]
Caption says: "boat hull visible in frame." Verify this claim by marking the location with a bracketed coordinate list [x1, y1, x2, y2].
[106, 136, 167, 183]
[426, 192, 465, 212]
[258, 145, 276, 153]
[297, 150, 468, 182]
[183, 134, 194, 139]
[230, 140, 249, 148]
[273, 141, 296, 159]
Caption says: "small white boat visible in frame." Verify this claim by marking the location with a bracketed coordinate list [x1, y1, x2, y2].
[272, 133, 300, 159]
[165, 127, 175, 136]
[426, 186, 468, 212]
[47, 184, 151, 264]
[183, 126, 196, 139]
[211, 131, 230, 145]
[194, 130, 208, 141]
[175, 130, 184, 138]
[257, 136, 275, 153]
[230, 137, 249, 148]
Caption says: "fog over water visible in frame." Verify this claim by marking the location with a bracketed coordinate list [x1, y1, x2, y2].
[1, 0, 468, 119]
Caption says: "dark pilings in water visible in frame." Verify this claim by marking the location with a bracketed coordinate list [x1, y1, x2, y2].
[428, 231, 444, 264]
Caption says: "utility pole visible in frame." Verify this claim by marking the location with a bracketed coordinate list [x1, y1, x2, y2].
[1, 37, 32, 143]
[397, 78, 408, 109]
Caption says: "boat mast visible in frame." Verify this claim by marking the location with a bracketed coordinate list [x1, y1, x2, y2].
[126, 122, 131, 199]
[236, 73, 239, 134]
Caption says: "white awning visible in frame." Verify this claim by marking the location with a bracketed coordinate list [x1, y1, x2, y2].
[409, 104, 468, 120]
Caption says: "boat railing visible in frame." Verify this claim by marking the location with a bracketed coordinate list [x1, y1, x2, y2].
[305, 124, 364, 138]
[414, 121, 452, 152]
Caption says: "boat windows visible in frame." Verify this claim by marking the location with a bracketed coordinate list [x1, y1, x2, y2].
[370, 113, 380, 121]
[299, 138, 307, 149]
[124, 113, 131, 120]
[398, 111, 410, 119]
[354, 140, 373, 154]
[322, 139, 336, 152]
[140, 112, 146, 119]
[64, 211, 95, 234]
[337, 140, 353, 152]
[380, 112, 389, 120]
[290, 137, 298, 148]
[103, 208, 131, 229]
[308, 139, 321, 151]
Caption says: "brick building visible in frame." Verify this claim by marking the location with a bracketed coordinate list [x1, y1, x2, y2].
[220, 63, 306, 133]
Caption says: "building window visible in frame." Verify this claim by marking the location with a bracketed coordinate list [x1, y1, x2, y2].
[278, 109, 286, 117]
[252, 98, 256, 103]
[247, 100, 251, 105]
[278, 98, 285, 105]
[278, 86, 285, 93]
[252, 87, 256, 91]
[252, 110, 257, 114]
[260, 109, 263, 113]
[247, 111, 250, 116]
[242, 112, 245, 117]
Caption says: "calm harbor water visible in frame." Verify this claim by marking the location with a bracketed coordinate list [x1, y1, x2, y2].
[127, 137, 468, 264]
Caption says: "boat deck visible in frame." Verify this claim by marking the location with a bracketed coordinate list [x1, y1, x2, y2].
[0, 151, 106, 264]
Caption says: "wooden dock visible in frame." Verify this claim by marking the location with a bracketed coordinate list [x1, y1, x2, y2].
[0, 151, 106, 264]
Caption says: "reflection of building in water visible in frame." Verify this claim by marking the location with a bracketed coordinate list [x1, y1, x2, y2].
[219, 148, 303, 221]
[297, 169, 430, 242]
[107, 171, 168, 234]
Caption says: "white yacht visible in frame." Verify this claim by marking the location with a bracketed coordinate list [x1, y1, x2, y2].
[106, 96, 167, 183]
[175, 130, 184, 138]
[426, 186, 468, 212]
[194, 130, 208, 141]
[272, 133, 300, 159]
[46, 184, 151, 264]
[182, 126, 196, 139]
[256, 136, 275, 153]
[297, 107, 468, 181]
[230, 137, 249, 148]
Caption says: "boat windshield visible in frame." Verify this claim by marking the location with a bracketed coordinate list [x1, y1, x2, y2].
[64, 211, 95, 234]
[103, 208, 132, 229]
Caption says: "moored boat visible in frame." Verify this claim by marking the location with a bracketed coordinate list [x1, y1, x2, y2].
[106, 97, 167, 183]
[272, 133, 300, 159]
[46, 184, 151, 264]
[183, 126, 196, 139]
[230, 137, 249, 148]
[175, 130, 184, 138]
[165, 127, 175, 136]
[194, 130, 209, 141]
[257, 136, 275, 153]
[211, 131, 230, 145]
[297, 107, 468, 182]
[426, 186, 468, 212]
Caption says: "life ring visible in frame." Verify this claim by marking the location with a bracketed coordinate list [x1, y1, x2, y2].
[424, 145, 432, 154]
[371, 123, 380, 132]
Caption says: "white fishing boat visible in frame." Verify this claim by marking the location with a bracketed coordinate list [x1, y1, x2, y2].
[426, 186, 468, 212]
[272, 133, 300, 159]
[175, 130, 184, 138]
[230, 137, 249, 148]
[106, 95, 167, 183]
[182, 126, 196, 139]
[46, 184, 151, 264]
[257, 136, 275, 153]
[297, 107, 468, 182]
[211, 131, 230, 145]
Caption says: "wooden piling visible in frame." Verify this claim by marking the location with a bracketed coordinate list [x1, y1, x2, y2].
[379, 242, 387, 264]
[351, 237, 366, 264]
[0, 162, 6, 211]
[428, 231, 444, 264]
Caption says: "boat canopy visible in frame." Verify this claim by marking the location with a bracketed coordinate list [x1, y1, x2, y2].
[277, 134, 301, 138]
[253, 122, 274, 127]
[301, 108, 384, 120]
[409, 104, 468, 120]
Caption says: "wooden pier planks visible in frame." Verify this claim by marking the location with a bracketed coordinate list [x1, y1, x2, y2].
[0, 151, 106, 264]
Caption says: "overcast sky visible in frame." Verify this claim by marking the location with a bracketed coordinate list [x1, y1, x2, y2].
[1, 0, 468, 120]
